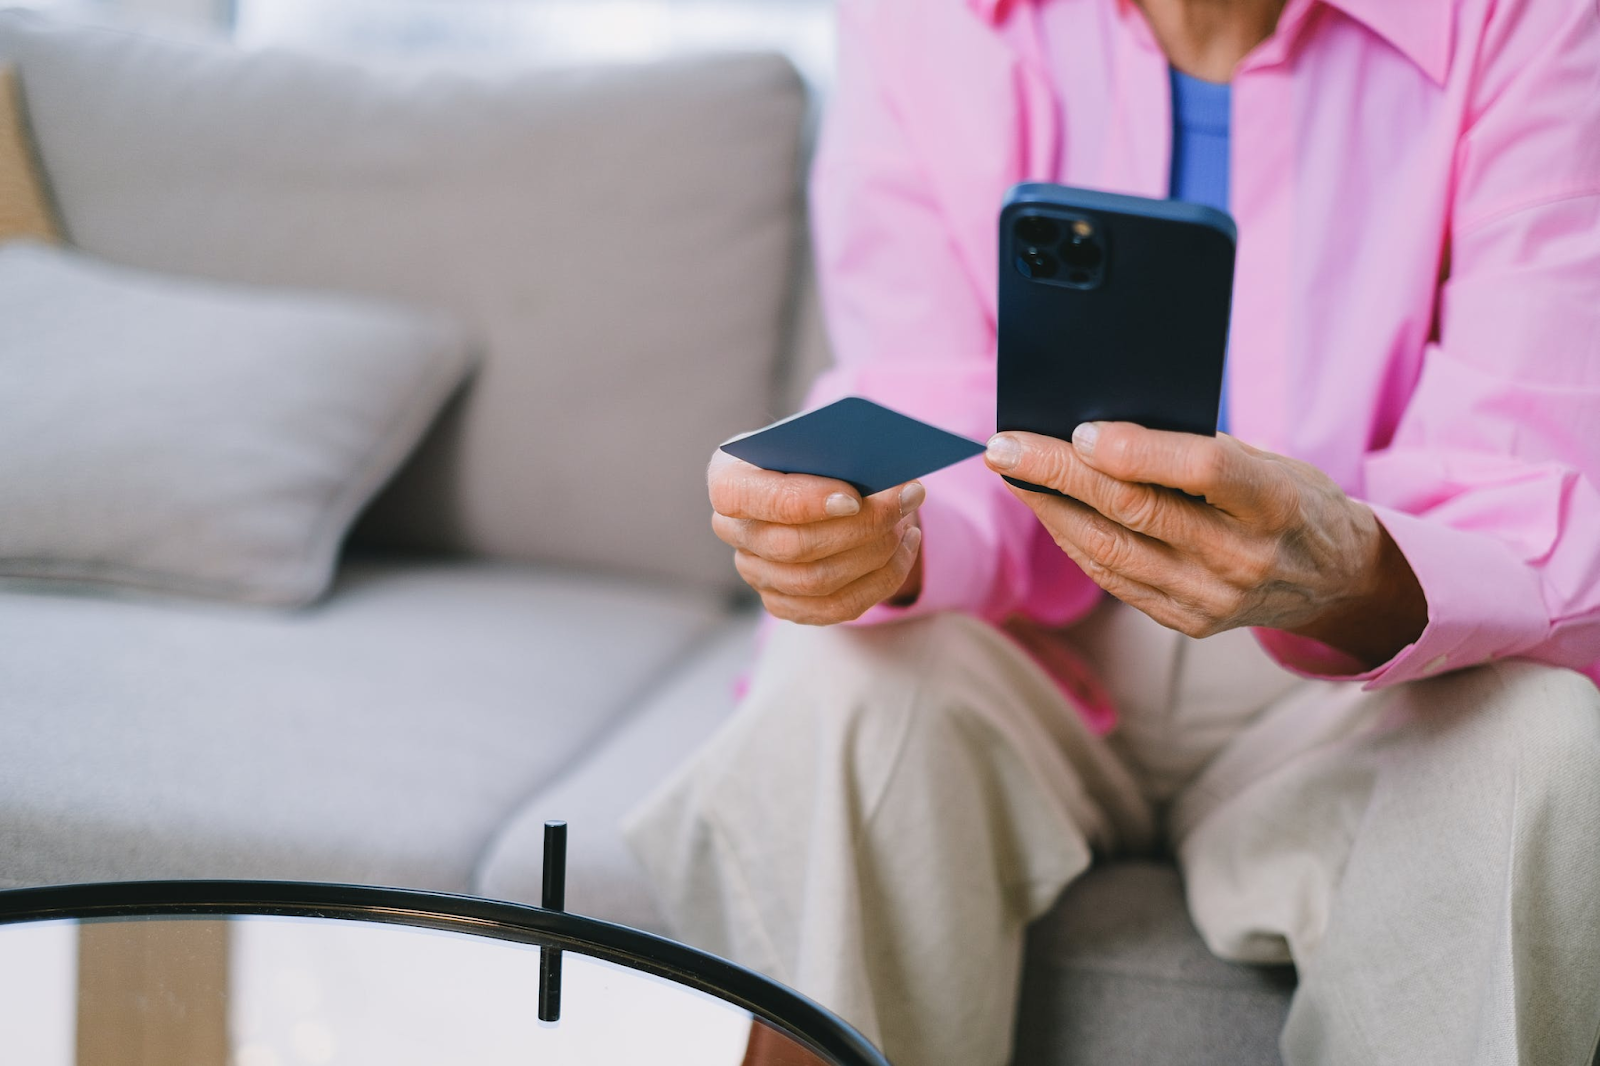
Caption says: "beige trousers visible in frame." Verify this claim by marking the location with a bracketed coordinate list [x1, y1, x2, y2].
[625, 602, 1600, 1066]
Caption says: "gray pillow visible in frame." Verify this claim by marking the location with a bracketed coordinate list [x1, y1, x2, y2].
[0, 10, 807, 593]
[0, 241, 473, 605]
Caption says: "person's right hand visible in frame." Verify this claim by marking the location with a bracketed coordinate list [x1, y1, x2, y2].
[708, 449, 925, 625]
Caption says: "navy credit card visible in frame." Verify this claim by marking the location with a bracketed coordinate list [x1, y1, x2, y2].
[720, 397, 986, 497]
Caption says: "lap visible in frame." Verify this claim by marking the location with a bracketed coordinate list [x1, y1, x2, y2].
[651, 610, 1600, 1064]
[705, 610, 1600, 950]
[1172, 658, 1600, 965]
[712, 613, 1157, 860]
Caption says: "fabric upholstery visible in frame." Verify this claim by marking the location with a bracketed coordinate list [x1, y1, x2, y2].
[476, 612, 759, 931]
[0, 242, 471, 606]
[1013, 862, 1293, 1066]
[0, 559, 729, 893]
[0, 10, 807, 593]
[0, 63, 56, 244]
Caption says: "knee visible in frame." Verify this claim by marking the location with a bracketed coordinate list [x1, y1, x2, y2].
[1507, 664, 1600, 778]
[741, 614, 979, 729]
[1429, 662, 1600, 792]
[709, 614, 1000, 800]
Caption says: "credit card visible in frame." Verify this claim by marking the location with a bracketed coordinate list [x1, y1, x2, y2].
[720, 397, 986, 497]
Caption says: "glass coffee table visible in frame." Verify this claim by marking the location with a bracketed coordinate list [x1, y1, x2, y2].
[0, 876, 889, 1066]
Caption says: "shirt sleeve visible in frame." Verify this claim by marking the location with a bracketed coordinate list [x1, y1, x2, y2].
[805, 0, 1101, 628]
[1259, 0, 1600, 687]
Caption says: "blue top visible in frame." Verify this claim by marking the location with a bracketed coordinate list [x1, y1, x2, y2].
[1168, 67, 1232, 433]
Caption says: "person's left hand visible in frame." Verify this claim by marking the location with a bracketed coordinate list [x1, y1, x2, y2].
[983, 422, 1427, 666]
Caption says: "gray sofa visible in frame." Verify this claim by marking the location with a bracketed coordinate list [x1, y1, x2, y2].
[0, 10, 1292, 1064]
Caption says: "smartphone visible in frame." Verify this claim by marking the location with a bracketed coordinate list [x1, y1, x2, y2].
[997, 183, 1236, 495]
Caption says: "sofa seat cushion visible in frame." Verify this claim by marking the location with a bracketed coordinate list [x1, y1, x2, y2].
[0, 559, 729, 893]
[476, 611, 760, 931]
[1013, 861, 1295, 1066]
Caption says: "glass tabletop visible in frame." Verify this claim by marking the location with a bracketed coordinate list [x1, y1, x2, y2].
[0, 881, 889, 1066]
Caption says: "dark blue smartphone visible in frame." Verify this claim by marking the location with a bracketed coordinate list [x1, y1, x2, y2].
[997, 183, 1236, 495]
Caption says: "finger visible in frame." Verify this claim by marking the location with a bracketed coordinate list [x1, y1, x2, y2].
[1064, 422, 1268, 516]
[984, 431, 1198, 540]
[1027, 498, 1174, 615]
[1031, 443, 1219, 545]
[708, 450, 863, 524]
[1007, 484, 1175, 584]
[1007, 485, 1248, 638]
[1223, 433, 1275, 460]
[733, 518, 911, 597]
[983, 430, 1084, 496]
[761, 526, 922, 625]
[711, 480, 924, 563]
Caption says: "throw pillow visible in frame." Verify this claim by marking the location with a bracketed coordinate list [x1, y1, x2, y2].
[0, 64, 58, 244]
[0, 242, 474, 606]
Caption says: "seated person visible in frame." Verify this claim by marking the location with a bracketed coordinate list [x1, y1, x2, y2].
[630, 0, 1600, 1063]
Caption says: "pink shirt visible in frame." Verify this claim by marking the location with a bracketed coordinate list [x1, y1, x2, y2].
[803, 0, 1600, 717]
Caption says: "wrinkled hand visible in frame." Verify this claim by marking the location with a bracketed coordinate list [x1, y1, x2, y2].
[709, 449, 925, 625]
[984, 422, 1426, 665]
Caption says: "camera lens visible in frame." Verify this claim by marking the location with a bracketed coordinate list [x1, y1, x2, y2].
[1016, 248, 1058, 279]
[1015, 215, 1059, 245]
[1061, 235, 1103, 270]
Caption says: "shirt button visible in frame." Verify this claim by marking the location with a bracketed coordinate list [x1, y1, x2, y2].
[1423, 654, 1451, 675]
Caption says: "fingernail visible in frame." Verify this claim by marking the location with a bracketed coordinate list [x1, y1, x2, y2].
[899, 481, 926, 516]
[825, 493, 860, 518]
[902, 525, 923, 552]
[986, 434, 1021, 470]
[1072, 422, 1100, 455]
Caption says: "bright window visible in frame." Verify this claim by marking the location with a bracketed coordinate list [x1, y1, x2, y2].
[233, 0, 837, 86]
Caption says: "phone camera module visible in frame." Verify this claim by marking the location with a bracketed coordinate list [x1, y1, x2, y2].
[1061, 234, 1104, 270]
[1015, 215, 1060, 245]
[1016, 247, 1059, 279]
[1011, 210, 1104, 288]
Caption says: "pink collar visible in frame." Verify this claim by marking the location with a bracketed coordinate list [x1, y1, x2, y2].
[964, 0, 1453, 83]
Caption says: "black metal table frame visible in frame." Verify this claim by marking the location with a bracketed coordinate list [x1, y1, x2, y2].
[0, 879, 891, 1066]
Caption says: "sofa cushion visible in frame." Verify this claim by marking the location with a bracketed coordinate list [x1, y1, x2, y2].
[0, 9, 806, 594]
[0, 559, 729, 893]
[1013, 861, 1294, 1066]
[0, 242, 471, 606]
[476, 612, 759, 931]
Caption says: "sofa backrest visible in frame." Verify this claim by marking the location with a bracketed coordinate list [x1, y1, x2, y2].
[0, 10, 809, 595]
